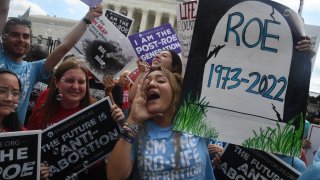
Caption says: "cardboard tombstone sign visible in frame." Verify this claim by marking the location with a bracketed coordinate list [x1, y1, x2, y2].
[174, 0, 314, 156]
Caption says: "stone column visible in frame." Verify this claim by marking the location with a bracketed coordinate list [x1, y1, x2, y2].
[127, 7, 134, 18]
[114, 4, 121, 13]
[153, 11, 162, 27]
[139, 9, 149, 32]
[126, 7, 135, 35]
[168, 13, 176, 27]
[103, 3, 109, 10]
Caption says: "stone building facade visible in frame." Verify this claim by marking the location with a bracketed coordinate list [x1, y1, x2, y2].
[29, 0, 183, 47]
[28, 15, 77, 52]
[104, 0, 182, 34]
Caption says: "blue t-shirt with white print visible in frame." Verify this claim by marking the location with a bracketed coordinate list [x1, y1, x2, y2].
[298, 146, 320, 180]
[131, 120, 215, 180]
[0, 45, 47, 124]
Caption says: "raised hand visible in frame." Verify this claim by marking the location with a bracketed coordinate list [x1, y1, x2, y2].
[127, 78, 152, 124]
[40, 163, 49, 179]
[85, 3, 103, 20]
[111, 104, 125, 123]
[136, 58, 150, 74]
[296, 36, 316, 56]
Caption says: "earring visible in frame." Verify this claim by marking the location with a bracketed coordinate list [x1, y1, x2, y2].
[56, 93, 63, 101]
[11, 104, 18, 112]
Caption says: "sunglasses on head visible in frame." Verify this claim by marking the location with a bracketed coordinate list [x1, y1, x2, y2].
[7, 17, 32, 27]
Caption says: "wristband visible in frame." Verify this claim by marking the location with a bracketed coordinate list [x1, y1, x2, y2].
[82, 17, 92, 25]
[124, 122, 140, 133]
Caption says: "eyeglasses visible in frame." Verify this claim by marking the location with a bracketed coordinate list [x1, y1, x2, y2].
[7, 17, 31, 27]
[0, 86, 21, 98]
[60, 77, 87, 85]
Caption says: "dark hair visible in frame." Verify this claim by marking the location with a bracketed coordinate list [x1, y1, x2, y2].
[2, 113, 21, 131]
[25, 44, 49, 61]
[2, 17, 32, 34]
[168, 50, 182, 75]
[0, 68, 22, 93]
[0, 68, 23, 131]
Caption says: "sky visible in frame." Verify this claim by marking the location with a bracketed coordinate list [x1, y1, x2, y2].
[7, 0, 320, 94]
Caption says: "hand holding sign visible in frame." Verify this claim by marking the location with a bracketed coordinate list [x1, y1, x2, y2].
[81, 0, 102, 8]
[85, 2, 103, 20]
[40, 163, 50, 179]
[136, 59, 150, 73]
[295, 36, 316, 55]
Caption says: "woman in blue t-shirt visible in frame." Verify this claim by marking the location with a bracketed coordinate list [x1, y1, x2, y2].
[298, 146, 320, 180]
[107, 66, 215, 179]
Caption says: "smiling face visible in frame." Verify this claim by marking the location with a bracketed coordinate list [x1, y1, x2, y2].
[145, 70, 173, 116]
[4, 25, 31, 60]
[151, 51, 173, 71]
[0, 73, 20, 119]
[119, 71, 130, 87]
[55, 68, 87, 108]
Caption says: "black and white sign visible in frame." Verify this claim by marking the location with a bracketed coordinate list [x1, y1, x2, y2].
[214, 144, 300, 180]
[41, 97, 121, 180]
[0, 130, 41, 180]
[105, 9, 133, 37]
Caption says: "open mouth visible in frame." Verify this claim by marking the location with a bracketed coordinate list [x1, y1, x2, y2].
[147, 90, 160, 101]
[153, 60, 160, 64]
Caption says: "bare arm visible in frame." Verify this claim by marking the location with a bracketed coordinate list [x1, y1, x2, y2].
[0, 0, 10, 33]
[103, 75, 115, 104]
[128, 59, 150, 102]
[44, 4, 103, 73]
[107, 137, 134, 179]
[108, 79, 152, 179]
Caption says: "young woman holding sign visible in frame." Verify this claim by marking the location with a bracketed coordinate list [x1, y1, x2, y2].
[27, 57, 124, 179]
[26, 58, 95, 130]
[299, 146, 320, 180]
[107, 66, 215, 179]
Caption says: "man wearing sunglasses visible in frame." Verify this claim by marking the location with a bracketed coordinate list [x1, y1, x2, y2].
[0, 0, 103, 124]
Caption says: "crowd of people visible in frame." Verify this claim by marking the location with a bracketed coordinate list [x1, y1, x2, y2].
[0, 0, 320, 179]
